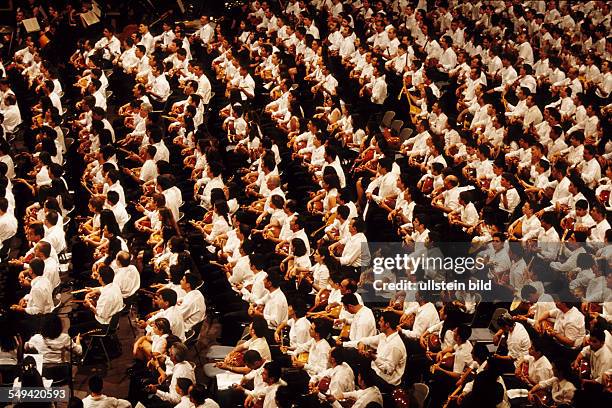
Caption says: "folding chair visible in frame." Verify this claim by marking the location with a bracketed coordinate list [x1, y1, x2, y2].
[81, 313, 121, 368]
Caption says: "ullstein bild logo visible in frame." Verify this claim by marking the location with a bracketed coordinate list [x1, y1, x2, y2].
[371, 279, 492, 292]
[371, 253, 487, 275]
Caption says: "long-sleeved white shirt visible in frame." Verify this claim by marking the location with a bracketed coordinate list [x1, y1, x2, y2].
[95, 282, 124, 324]
[25, 276, 53, 315]
[358, 332, 406, 386]
[402, 302, 440, 338]
[178, 289, 206, 331]
[259, 288, 288, 329]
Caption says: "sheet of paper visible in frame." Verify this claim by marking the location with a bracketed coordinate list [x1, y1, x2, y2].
[80, 11, 100, 27]
[22, 18, 40, 33]
[216, 372, 243, 390]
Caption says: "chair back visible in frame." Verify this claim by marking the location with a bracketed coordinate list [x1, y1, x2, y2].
[390, 119, 404, 134]
[412, 383, 429, 408]
[380, 110, 396, 128]
[399, 127, 413, 143]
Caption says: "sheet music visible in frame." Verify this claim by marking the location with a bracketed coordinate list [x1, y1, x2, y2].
[216, 372, 243, 390]
[22, 18, 40, 33]
[80, 11, 100, 27]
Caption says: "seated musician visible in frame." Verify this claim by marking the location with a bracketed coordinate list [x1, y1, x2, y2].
[535, 295, 586, 349]
[430, 324, 474, 398]
[515, 338, 554, 389]
[401, 290, 440, 339]
[145, 343, 196, 406]
[290, 318, 332, 378]
[139, 288, 185, 341]
[354, 310, 407, 392]
[10, 258, 54, 324]
[527, 360, 576, 406]
[309, 347, 355, 398]
[327, 366, 383, 408]
[491, 313, 531, 373]
[337, 293, 376, 347]
[133, 317, 172, 364]
[214, 317, 271, 375]
[330, 217, 370, 276]
[573, 328, 612, 385]
[69, 265, 124, 335]
[274, 298, 311, 353]
[248, 272, 288, 339]
[217, 350, 266, 407]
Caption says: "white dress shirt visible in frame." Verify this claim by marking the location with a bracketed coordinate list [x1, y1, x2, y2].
[25, 276, 54, 315]
[178, 289, 206, 331]
[259, 288, 288, 329]
[148, 305, 185, 341]
[339, 232, 369, 267]
[359, 332, 406, 386]
[95, 283, 124, 325]
[523, 355, 553, 384]
[506, 323, 531, 366]
[82, 394, 131, 408]
[332, 386, 383, 408]
[311, 362, 355, 395]
[551, 307, 586, 348]
[297, 338, 331, 377]
[402, 302, 440, 338]
[112, 265, 140, 298]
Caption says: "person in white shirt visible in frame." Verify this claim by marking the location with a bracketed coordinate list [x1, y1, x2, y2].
[83, 375, 131, 408]
[1, 94, 22, 134]
[177, 273, 206, 332]
[310, 346, 355, 397]
[573, 328, 612, 384]
[146, 343, 196, 405]
[430, 324, 474, 406]
[292, 318, 332, 378]
[536, 296, 586, 349]
[250, 273, 288, 331]
[329, 366, 383, 408]
[106, 191, 129, 233]
[515, 338, 554, 388]
[355, 310, 406, 391]
[401, 292, 440, 339]
[338, 294, 376, 346]
[0, 197, 17, 250]
[330, 216, 370, 274]
[189, 383, 220, 408]
[68, 265, 124, 337]
[94, 27, 122, 61]
[192, 15, 214, 47]
[111, 251, 140, 299]
[528, 360, 576, 406]
[147, 63, 171, 105]
[35, 241, 60, 290]
[173, 378, 194, 408]
[492, 313, 532, 371]
[11, 258, 53, 317]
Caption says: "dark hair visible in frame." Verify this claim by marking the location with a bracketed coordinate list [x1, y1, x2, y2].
[159, 288, 177, 306]
[189, 384, 209, 405]
[41, 314, 63, 339]
[176, 378, 193, 395]
[382, 310, 400, 329]
[88, 375, 104, 393]
[341, 293, 359, 307]
[264, 361, 282, 382]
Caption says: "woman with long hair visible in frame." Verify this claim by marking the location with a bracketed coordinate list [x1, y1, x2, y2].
[25, 314, 82, 364]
